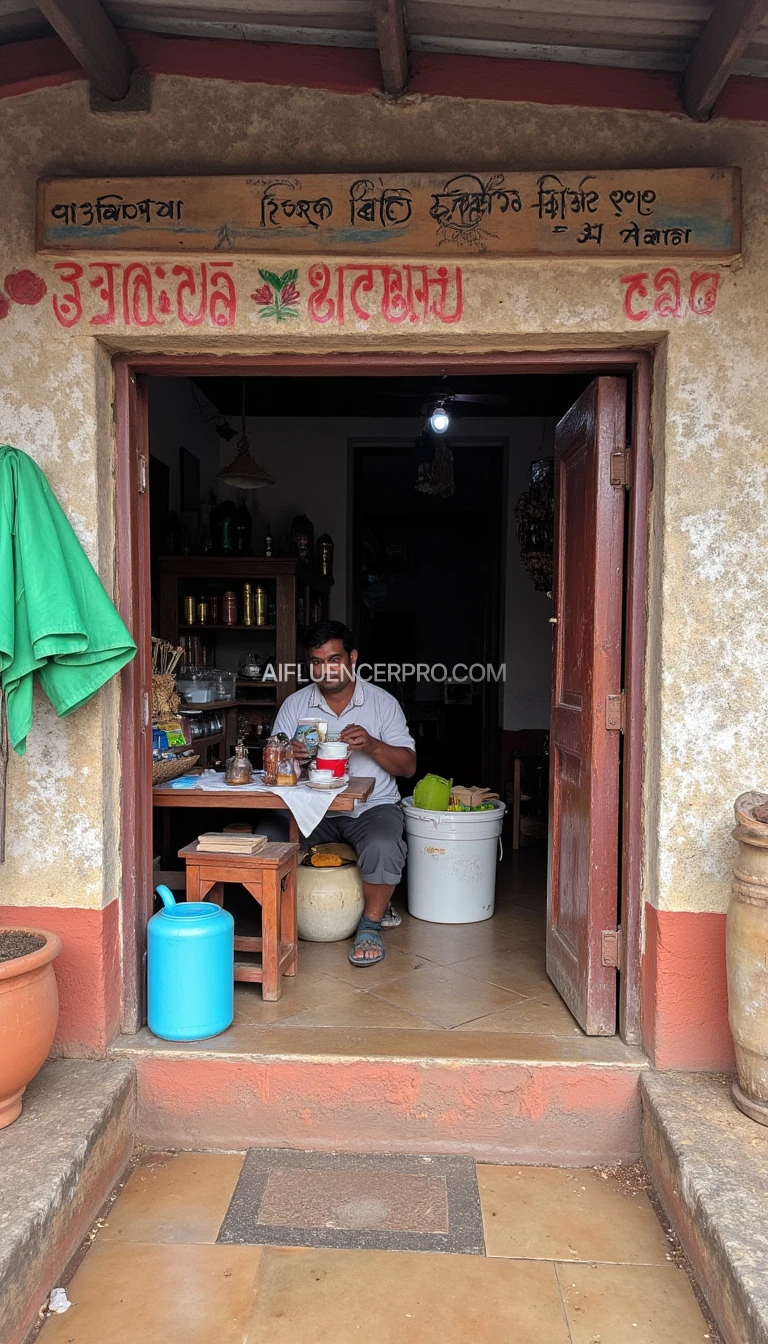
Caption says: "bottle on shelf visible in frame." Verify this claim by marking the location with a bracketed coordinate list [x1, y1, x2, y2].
[242, 582, 254, 626]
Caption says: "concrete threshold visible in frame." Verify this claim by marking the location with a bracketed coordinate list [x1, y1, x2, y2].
[642, 1071, 768, 1344]
[0, 1058, 135, 1344]
[113, 1027, 649, 1165]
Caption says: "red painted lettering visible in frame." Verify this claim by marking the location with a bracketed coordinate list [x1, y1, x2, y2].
[172, 263, 207, 325]
[52, 262, 84, 328]
[122, 262, 159, 326]
[208, 263, 236, 327]
[653, 267, 682, 319]
[307, 263, 337, 324]
[620, 272, 650, 322]
[88, 261, 120, 326]
[689, 270, 720, 316]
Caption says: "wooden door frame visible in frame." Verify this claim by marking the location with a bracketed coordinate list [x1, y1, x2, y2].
[114, 349, 652, 1043]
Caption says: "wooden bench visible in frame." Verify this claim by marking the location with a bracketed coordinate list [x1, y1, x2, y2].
[179, 840, 299, 1001]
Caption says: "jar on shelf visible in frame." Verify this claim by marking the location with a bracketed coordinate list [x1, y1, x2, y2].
[291, 514, 314, 562]
[222, 591, 237, 625]
[316, 533, 334, 577]
[242, 582, 254, 626]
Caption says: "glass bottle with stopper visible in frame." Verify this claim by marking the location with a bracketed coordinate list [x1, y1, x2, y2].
[225, 739, 254, 786]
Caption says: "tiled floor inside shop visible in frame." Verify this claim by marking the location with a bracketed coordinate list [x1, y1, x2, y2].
[36, 1148, 712, 1344]
[147, 849, 595, 1042]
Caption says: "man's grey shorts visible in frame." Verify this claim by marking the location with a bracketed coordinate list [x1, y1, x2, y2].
[306, 803, 406, 886]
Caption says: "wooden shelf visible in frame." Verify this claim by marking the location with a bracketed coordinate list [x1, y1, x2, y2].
[190, 732, 225, 747]
[180, 698, 236, 712]
[159, 555, 332, 721]
[181, 624, 276, 632]
[158, 555, 333, 593]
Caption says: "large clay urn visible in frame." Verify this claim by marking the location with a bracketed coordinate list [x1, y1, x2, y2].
[297, 847, 365, 942]
[728, 793, 768, 1125]
[0, 928, 62, 1129]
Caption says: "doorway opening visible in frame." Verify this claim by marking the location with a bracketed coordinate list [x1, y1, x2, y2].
[117, 353, 650, 1051]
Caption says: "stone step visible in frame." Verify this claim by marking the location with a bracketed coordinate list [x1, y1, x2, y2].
[641, 1070, 768, 1344]
[1, 1058, 135, 1344]
[113, 1028, 648, 1165]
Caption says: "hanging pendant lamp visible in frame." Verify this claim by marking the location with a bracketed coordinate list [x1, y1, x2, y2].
[217, 380, 275, 490]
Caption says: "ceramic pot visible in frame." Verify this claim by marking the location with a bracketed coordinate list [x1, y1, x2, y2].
[297, 861, 364, 942]
[0, 928, 62, 1129]
[727, 792, 768, 1125]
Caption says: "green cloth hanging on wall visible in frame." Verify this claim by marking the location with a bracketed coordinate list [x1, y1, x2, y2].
[0, 445, 136, 755]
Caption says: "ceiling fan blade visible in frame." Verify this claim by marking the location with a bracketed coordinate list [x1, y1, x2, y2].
[451, 393, 510, 405]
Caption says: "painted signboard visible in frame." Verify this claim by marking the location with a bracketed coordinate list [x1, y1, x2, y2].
[36, 169, 741, 259]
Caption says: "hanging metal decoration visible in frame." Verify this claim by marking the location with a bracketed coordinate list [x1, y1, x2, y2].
[514, 457, 555, 592]
[415, 429, 455, 498]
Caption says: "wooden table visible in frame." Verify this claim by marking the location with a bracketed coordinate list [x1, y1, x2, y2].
[179, 840, 299, 1000]
[153, 775, 376, 844]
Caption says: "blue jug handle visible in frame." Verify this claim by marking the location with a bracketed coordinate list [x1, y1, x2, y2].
[155, 885, 177, 909]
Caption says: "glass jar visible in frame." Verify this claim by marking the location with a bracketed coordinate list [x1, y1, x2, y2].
[225, 740, 254, 786]
[263, 732, 288, 786]
[276, 742, 298, 786]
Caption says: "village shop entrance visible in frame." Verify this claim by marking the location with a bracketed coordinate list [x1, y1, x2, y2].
[117, 353, 650, 1053]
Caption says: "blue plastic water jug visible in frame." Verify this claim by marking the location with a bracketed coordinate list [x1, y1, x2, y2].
[147, 886, 235, 1041]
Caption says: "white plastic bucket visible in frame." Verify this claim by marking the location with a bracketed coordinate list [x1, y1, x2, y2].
[401, 798, 506, 924]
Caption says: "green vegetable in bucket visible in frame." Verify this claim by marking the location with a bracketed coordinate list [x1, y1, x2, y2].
[412, 773, 453, 811]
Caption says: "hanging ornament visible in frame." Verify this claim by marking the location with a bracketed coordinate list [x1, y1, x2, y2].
[514, 457, 555, 592]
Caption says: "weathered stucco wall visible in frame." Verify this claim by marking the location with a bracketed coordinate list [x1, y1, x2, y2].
[0, 76, 765, 942]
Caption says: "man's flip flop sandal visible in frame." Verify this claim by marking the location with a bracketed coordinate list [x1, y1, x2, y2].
[380, 903, 402, 928]
[349, 926, 386, 967]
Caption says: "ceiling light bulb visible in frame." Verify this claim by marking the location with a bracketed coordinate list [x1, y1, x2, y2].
[429, 405, 450, 434]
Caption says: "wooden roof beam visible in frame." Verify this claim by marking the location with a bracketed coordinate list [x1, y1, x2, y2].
[36, 0, 132, 101]
[373, 0, 409, 96]
[683, 0, 768, 119]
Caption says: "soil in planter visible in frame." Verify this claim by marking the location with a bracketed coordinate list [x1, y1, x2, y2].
[0, 931, 46, 962]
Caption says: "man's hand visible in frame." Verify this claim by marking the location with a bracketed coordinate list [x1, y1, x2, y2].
[291, 735, 310, 763]
[339, 723, 374, 754]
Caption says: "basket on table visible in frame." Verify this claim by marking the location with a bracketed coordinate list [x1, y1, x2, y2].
[152, 754, 199, 786]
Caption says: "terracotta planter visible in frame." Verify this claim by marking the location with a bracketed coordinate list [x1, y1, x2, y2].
[727, 793, 768, 1125]
[0, 928, 62, 1129]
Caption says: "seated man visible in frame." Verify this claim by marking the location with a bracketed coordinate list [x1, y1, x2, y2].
[272, 621, 416, 966]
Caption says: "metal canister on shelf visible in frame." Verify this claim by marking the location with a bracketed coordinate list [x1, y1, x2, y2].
[242, 582, 254, 626]
[316, 533, 334, 578]
[255, 584, 267, 627]
[182, 595, 196, 625]
[209, 594, 220, 623]
[196, 599, 209, 625]
[222, 590, 237, 625]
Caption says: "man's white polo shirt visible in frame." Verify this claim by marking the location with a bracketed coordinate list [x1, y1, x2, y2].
[272, 678, 415, 814]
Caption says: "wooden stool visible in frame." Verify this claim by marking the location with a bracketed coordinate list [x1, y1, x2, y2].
[179, 841, 299, 1001]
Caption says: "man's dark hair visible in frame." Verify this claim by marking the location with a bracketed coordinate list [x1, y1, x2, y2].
[304, 620, 356, 655]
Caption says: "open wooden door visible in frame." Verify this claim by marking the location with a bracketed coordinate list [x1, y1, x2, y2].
[115, 363, 153, 1033]
[547, 377, 627, 1035]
